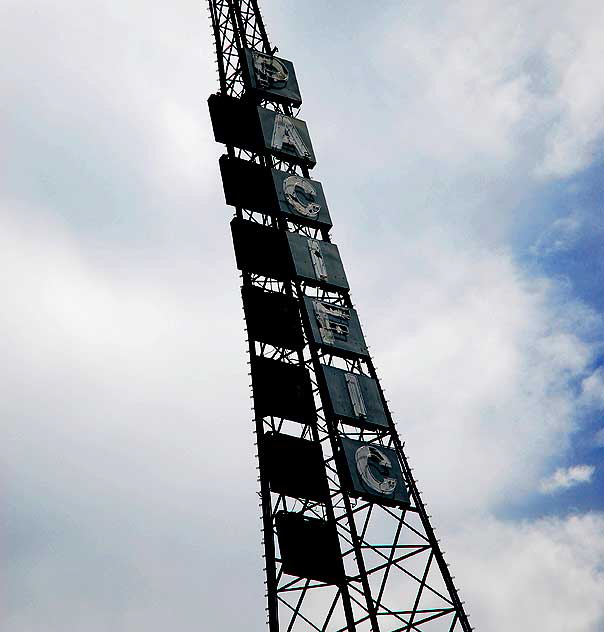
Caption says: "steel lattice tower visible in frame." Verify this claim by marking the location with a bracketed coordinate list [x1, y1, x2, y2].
[205, 2, 474, 631]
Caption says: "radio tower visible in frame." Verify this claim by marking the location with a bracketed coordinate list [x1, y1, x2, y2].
[205, 2, 473, 631]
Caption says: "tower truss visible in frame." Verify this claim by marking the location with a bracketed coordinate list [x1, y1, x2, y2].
[205, 2, 474, 631]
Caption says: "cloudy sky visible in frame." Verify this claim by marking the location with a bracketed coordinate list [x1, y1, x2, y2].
[3, 0, 604, 630]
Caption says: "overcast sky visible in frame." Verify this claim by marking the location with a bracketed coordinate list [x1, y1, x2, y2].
[3, 0, 604, 630]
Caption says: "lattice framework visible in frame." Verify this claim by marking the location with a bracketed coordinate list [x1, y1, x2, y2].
[205, 3, 474, 631]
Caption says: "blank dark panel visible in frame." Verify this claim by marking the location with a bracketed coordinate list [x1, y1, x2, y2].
[287, 233, 348, 291]
[320, 365, 389, 430]
[230, 217, 290, 280]
[264, 432, 329, 502]
[303, 297, 369, 359]
[219, 155, 275, 212]
[242, 49, 302, 107]
[208, 94, 260, 151]
[338, 437, 409, 507]
[276, 511, 344, 584]
[242, 286, 304, 351]
[251, 356, 316, 424]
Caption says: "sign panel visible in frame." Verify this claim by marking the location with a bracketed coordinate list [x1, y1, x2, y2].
[320, 365, 389, 430]
[287, 233, 348, 291]
[258, 107, 316, 167]
[208, 93, 259, 151]
[251, 356, 316, 424]
[242, 48, 302, 107]
[209, 96, 316, 167]
[230, 217, 290, 280]
[219, 155, 274, 212]
[338, 437, 409, 507]
[276, 511, 344, 584]
[264, 432, 329, 502]
[232, 218, 345, 287]
[272, 169, 331, 227]
[242, 286, 304, 351]
[303, 297, 369, 359]
[219, 155, 331, 228]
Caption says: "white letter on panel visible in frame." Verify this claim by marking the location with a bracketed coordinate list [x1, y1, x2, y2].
[271, 114, 312, 160]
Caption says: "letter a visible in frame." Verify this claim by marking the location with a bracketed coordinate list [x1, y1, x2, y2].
[271, 113, 312, 160]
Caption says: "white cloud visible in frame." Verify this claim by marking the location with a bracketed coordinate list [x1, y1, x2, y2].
[1, 200, 265, 632]
[371, 0, 604, 179]
[2, 0, 604, 631]
[5, 192, 601, 628]
[531, 212, 583, 257]
[581, 368, 604, 409]
[539, 465, 596, 493]
[453, 513, 604, 631]
[537, 7, 604, 177]
[352, 232, 600, 519]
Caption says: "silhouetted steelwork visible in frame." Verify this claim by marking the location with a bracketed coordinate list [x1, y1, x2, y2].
[205, 2, 474, 630]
